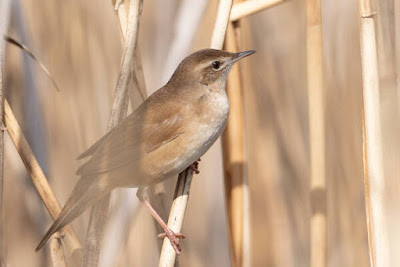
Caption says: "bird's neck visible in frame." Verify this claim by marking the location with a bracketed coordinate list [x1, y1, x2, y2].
[206, 78, 227, 94]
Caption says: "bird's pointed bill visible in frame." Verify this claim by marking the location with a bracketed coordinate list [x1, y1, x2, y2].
[231, 50, 256, 63]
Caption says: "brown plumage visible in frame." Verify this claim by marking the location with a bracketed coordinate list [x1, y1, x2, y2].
[36, 48, 255, 253]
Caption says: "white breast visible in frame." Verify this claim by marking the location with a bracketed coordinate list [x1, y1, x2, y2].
[167, 91, 229, 174]
[189, 91, 229, 154]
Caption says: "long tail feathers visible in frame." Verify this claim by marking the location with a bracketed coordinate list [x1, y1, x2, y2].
[35, 178, 110, 251]
[35, 209, 69, 251]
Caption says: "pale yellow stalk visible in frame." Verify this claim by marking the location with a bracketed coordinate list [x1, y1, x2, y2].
[230, 0, 288, 21]
[306, 0, 326, 266]
[359, 0, 390, 265]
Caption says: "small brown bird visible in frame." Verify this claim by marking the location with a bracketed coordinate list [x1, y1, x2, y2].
[36, 48, 255, 254]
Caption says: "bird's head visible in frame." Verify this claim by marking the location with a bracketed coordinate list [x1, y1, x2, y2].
[169, 49, 255, 86]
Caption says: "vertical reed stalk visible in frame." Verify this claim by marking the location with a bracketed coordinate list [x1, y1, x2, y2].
[159, 169, 194, 267]
[359, 0, 389, 265]
[114, 0, 148, 102]
[210, 0, 234, 49]
[224, 2, 291, 266]
[82, 0, 143, 266]
[306, 0, 326, 266]
[229, 0, 288, 21]
[395, 0, 400, 112]
[362, 109, 374, 265]
[50, 238, 67, 267]
[158, 1, 233, 266]
[222, 18, 246, 267]
[0, 0, 11, 265]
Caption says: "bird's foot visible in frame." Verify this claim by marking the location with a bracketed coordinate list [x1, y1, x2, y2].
[157, 228, 186, 255]
[114, 0, 123, 10]
[189, 158, 201, 174]
[53, 231, 65, 240]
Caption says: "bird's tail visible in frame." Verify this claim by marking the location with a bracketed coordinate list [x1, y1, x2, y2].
[35, 177, 111, 251]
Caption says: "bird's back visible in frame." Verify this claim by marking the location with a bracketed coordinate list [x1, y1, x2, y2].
[77, 79, 229, 187]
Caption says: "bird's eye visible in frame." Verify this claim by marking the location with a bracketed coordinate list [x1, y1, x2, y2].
[212, 61, 221, 69]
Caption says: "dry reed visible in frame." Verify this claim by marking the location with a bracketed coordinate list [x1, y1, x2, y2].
[49, 237, 67, 267]
[230, 0, 288, 21]
[0, 1, 11, 265]
[4, 36, 60, 92]
[223, 2, 291, 266]
[159, 169, 194, 267]
[306, 0, 326, 266]
[359, 0, 389, 265]
[222, 18, 246, 267]
[210, 0, 234, 49]
[362, 109, 374, 265]
[395, 1, 400, 111]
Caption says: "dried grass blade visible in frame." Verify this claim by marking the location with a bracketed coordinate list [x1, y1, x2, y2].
[4, 35, 60, 91]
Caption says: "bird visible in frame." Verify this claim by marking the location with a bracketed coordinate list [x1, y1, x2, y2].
[35, 48, 255, 254]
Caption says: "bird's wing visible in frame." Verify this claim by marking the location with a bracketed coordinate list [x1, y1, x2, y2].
[77, 130, 113, 159]
[76, 101, 185, 177]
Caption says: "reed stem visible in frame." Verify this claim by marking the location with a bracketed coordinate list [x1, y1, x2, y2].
[50, 238, 67, 267]
[359, 0, 389, 265]
[306, 0, 326, 266]
[0, 1, 11, 265]
[222, 19, 246, 267]
[230, 0, 288, 21]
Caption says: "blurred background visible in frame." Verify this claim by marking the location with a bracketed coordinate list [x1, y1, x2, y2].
[2, 0, 399, 266]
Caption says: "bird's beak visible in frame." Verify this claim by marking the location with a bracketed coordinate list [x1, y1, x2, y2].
[231, 50, 256, 64]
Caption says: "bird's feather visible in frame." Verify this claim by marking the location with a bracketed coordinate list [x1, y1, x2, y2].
[35, 176, 111, 251]
[76, 130, 113, 159]
[36, 92, 188, 251]
[77, 88, 186, 177]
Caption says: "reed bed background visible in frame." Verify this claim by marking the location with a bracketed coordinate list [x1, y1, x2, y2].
[1, 0, 399, 266]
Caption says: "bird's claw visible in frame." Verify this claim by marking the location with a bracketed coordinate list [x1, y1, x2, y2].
[189, 158, 201, 174]
[53, 231, 65, 240]
[114, 0, 123, 10]
[157, 229, 186, 255]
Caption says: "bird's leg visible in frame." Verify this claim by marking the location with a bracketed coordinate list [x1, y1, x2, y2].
[140, 199, 186, 255]
[189, 158, 201, 174]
